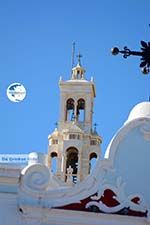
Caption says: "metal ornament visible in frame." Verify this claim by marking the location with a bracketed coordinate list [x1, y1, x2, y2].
[111, 40, 150, 74]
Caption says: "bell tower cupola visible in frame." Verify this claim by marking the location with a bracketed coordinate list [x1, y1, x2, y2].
[47, 54, 102, 185]
[71, 54, 85, 80]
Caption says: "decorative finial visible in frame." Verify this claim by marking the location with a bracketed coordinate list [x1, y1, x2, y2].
[54, 122, 58, 128]
[94, 123, 98, 133]
[111, 39, 150, 75]
[90, 76, 94, 82]
[77, 53, 82, 66]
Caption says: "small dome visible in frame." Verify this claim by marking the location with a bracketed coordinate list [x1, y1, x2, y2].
[127, 102, 150, 122]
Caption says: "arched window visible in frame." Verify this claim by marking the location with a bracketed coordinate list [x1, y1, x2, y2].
[90, 139, 97, 145]
[66, 147, 78, 183]
[52, 139, 58, 145]
[69, 134, 80, 140]
[77, 98, 85, 122]
[89, 152, 97, 174]
[50, 152, 58, 173]
[66, 98, 75, 121]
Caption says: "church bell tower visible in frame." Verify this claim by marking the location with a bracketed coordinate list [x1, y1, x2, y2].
[47, 55, 102, 185]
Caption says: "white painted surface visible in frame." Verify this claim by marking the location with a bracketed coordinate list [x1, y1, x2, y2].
[127, 102, 150, 122]
[0, 98, 150, 225]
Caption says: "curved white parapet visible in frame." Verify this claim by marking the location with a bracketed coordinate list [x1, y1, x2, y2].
[17, 101, 150, 223]
[127, 102, 150, 123]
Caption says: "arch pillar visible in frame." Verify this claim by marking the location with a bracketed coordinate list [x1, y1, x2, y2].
[77, 151, 82, 182]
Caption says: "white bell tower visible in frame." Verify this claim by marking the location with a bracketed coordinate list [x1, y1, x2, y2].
[47, 55, 102, 184]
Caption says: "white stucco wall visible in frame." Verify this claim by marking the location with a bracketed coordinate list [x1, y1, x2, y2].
[0, 193, 24, 225]
[104, 118, 150, 205]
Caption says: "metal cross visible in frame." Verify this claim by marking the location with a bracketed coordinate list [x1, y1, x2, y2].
[111, 40, 150, 74]
[77, 53, 82, 65]
[94, 123, 98, 132]
[54, 122, 58, 127]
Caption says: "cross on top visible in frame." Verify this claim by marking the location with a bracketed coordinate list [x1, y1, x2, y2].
[77, 53, 82, 65]
[94, 123, 98, 128]
[54, 122, 58, 127]
[94, 123, 98, 132]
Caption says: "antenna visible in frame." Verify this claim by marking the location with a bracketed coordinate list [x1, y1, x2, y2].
[72, 42, 75, 68]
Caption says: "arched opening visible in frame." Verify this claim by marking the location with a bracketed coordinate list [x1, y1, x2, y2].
[89, 152, 97, 174]
[50, 152, 58, 173]
[66, 147, 78, 183]
[77, 98, 85, 122]
[66, 98, 75, 121]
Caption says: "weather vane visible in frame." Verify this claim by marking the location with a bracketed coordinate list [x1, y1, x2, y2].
[111, 27, 150, 75]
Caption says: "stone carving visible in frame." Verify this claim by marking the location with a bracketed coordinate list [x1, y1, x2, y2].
[56, 177, 149, 219]
[21, 163, 50, 191]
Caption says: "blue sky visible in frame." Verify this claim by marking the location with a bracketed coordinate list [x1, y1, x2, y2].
[0, 0, 149, 156]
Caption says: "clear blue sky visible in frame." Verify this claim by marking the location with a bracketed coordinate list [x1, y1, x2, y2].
[0, 0, 149, 156]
